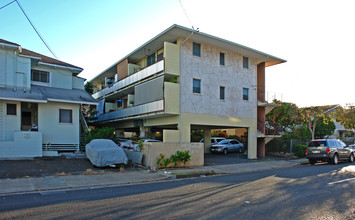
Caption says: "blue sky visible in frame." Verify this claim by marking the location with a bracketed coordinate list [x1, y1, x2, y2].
[1, 0, 354, 107]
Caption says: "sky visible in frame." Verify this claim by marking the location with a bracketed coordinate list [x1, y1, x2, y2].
[1, 0, 354, 107]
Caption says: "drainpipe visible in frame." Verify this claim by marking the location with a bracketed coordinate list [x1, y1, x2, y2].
[179, 29, 197, 145]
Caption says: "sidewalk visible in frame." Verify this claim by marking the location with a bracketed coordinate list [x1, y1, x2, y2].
[0, 159, 307, 196]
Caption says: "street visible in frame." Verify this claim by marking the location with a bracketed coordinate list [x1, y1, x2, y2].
[1, 163, 355, 219]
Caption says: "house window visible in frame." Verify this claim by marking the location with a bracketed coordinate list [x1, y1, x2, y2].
[59, 109, 72, 123]
[243, 88, 249, 101]
[220, 86, 225, 100]
[31, 69, 50, 83]
[243, 57, 249, 69]
[220, 53, 225, 66]
[6, 103, 16, 115]
[147, 53, 156, 66]
[193, 79, 201, 94]
[193, 42, 201, 57]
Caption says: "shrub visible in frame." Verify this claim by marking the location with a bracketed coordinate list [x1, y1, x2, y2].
[156, 150, 191, 168]
[295, 145, 307, 158]
[84, 127, 115, 144]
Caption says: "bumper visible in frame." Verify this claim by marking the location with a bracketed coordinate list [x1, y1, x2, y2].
[210, 148, 223, 153]
[306, 153, 332, 160]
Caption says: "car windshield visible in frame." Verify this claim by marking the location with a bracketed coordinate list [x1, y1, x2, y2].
[308, 141, 326, 147]
[218, 140, 229, 144]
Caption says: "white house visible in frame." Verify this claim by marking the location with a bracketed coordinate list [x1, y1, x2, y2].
[0, 39, 97, 159]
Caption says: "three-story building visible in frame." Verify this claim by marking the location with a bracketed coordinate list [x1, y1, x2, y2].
[90, 25, 286, 159]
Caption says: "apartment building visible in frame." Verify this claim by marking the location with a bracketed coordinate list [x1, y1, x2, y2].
[90, 25, 286, 159]
[0, 39, 97, 158]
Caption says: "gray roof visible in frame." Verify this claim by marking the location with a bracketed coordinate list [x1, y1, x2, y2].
[0, 85, 97, 105]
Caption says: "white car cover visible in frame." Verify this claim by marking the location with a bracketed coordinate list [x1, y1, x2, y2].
[86, 139, 128, 167]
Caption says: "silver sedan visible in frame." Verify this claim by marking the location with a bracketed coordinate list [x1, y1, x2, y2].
[210, 139, 244, 154]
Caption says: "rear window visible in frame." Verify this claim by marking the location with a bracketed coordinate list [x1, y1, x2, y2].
[219, 140, 229, 144]
[308, 141, 327, 147]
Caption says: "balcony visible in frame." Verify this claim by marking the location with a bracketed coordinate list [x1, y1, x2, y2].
[96, 99, 164, 122]
[93, 60, 164, 99]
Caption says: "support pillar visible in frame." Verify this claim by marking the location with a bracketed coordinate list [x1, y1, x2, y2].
[257, 138, 265, 158]
[203, 129, 211, 153]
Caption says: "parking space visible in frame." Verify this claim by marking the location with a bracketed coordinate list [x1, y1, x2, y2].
[204, 152, 248, 166]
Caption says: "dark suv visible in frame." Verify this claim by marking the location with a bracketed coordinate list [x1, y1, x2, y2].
[306, 139, 354, 165]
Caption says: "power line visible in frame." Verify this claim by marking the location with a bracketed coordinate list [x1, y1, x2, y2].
[179, 0, 194, 29]
[0, 0, 16, 10]
[15, 0, 58, 59]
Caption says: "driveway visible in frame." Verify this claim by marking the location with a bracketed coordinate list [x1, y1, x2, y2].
[204, 152, 248, 165]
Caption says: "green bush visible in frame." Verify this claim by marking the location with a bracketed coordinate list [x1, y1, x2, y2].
[84, 127, 116, 144]
[295, 145, 307, 158]
[156, 150, 191, 168]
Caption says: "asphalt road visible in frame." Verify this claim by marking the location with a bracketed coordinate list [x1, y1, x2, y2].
[1, 163, 355, 219]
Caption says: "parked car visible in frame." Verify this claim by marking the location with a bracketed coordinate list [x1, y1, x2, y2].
[113, 138, 137, 151]
[200, 137, 226, 145]
[210, 139, 244, 154]
[85, 139, 128, 167]
[139, 138, 162, 143]
[306, 139, 354, 165]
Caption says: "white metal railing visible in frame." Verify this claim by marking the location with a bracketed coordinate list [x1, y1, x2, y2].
[93, 60, 164, 99]
[96, 99, 164, 122]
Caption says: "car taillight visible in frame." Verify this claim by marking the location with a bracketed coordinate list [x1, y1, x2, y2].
[326, 147, 330, 154]
[305, 149, 308, 155]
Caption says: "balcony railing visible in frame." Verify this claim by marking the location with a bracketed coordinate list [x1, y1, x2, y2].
[96, 99, 164, 122]
[93, 60, 164, 99]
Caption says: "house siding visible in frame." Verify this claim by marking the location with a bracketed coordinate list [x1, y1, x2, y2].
[0, 101, 3, 141]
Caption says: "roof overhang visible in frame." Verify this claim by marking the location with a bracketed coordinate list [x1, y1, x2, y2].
[90, 24, 286, 83]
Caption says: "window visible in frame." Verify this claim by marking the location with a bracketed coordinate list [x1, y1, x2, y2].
[7, 103, 16, 115]
[147, 53, 155, 66]
[243, 88, 249, 101]
[193, 79, 201, 94]
[59, 109, 72, 123]
[220, 52, 225, 66]
[243, 56, 249, 69]
[31, 70, 49, 83]
[220, 86, 225, 100]
[157, 52, 164, 62]
[117, 99, 123, 108]
[193, 42, 201, 57]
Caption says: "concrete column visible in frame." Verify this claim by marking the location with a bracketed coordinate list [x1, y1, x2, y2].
[179, 118, 190, 143]
[247, 126, 257, 159]
[203, 129, 211, 153]
[257, 138, 266, 158]
[139, 127, 147, 138]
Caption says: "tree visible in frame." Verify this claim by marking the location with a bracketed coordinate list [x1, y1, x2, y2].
[336, 104, 355, 130]
[299, 105, 338, 140]
[265, 101, 299, 132]
[84, 81, 94, 94]
[314, 117, 336, 139]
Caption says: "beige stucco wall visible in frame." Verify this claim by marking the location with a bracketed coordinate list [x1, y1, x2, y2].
[164, 42, 180, 76]
[38, 102, 79, 145]
[180, 40, 257, 118]
[164, 82, 180, 114]
[141, 142, 204, 169]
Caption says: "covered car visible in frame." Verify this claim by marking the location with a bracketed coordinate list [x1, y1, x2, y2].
[86, 139, 128, 167]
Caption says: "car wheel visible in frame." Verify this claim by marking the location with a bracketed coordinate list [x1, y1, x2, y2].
[349, 153, 354, 163]
[238, 147, 242, 153]
[332, 154, 339, 165]
[309, 159, 316, 165]
[223, 149, 228, 155]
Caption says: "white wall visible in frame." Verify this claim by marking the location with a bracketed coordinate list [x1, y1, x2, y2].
[38, 102, 79, 145]
[3, 101, 21, 141]
[0, 48, 31, 90]
[72, 76, 85, 90]
[0, 131, 42, 158]
[180, 40, 257, 119]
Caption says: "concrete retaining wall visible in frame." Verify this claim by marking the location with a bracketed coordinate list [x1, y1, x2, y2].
[141, 142, 204, 169]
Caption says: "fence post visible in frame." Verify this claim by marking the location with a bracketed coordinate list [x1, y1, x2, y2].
[289, 139, 293, 159]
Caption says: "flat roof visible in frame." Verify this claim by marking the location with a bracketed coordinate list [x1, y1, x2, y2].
[90, 24, 286, 83]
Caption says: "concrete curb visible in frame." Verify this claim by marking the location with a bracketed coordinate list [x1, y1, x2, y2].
[0, 160, 305, 196]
